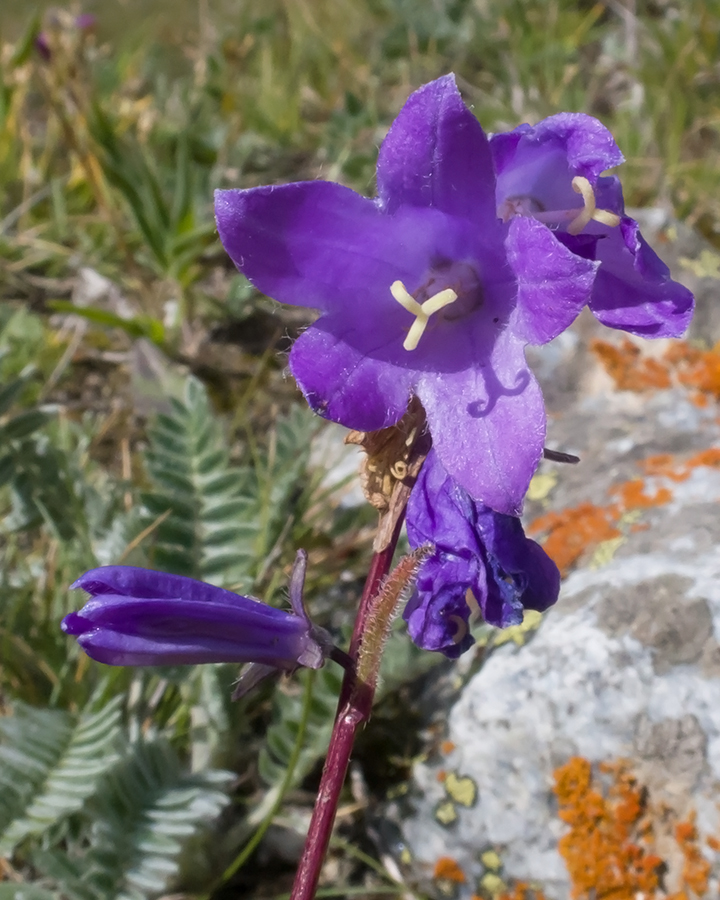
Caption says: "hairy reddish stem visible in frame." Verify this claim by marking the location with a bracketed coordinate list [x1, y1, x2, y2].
[289, 511, 405, 900]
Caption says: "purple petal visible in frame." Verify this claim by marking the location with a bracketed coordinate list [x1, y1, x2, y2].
[406, 447, 477, 554]
[475, 511, 560, 615]
[70, 595, 305, 642]
[417, 331, 545, 515]
[72, 566, 283, 616]
[289, 319, 415, 430]
[590, 218, 694, 337]
[404, 563, 476, 659]
[376, 74, 496, 226]
[215, 182, 384, 313]
[74, 629, 298, 668]
[61, 612, 91, 635]
[491, 114, 624, 212]
[506, 216, 598, 344]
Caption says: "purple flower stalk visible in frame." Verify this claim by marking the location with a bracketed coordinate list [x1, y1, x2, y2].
[404, 450, 560, 658]
[63, 552, 335, 674]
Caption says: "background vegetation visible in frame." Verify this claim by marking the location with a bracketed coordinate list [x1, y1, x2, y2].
[0, 0, 718, 897]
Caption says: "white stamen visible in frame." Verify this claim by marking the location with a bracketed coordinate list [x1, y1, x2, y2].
[390, 280, 458, 351]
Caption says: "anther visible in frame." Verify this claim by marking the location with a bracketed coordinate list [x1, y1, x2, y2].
[390, 280, 458, 351]
[567, 176, 621, 236]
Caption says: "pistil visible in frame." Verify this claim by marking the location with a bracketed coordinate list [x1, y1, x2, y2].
[499, 176, 621, 236]
[390, 281, 458, 351]
[566, 176, 621, 235]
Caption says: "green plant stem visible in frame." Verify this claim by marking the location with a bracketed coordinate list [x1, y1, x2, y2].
[289, 510, 406, 900]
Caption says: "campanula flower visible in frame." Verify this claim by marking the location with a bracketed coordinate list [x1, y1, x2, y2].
[403, 450, 560, 658]
[490, 115, 693, 337]
[63, 552, 335, 672]
[215, 75, 598, 515]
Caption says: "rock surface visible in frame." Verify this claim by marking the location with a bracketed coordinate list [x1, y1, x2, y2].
[394, 221, 720, 898]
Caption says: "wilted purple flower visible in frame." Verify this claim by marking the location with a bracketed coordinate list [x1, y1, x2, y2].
[490, 115, 693, 337]
[215, 75, 598, 516]
[63, 552, 335, 674]
[403, 450, 560, 658]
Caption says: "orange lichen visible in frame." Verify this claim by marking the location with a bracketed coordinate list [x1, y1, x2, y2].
[641, 448, 720, 483]
[441, 740, 456, 755]
[706, 834, 720, 852]
[553, 757, 663, 899]
[640, 453, 693, 482]
[530, 445, 720, 577]
[528, 503, 621, 575]
[497, 758, 720, 899]
[497, 884, 547, 900]
[609, 477, 672, 510]
[664, 341, 720, 406]
[689, 447, 720, 468]
[671, 814, 712, 896]
[591, 338, 720, 407]
[528, 479, 671, 576]
[591, 339, 672, 391]
[433, 856, 466, 883]
[436, 769, 447, 783]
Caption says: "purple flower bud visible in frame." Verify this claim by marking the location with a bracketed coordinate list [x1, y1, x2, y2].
[63, 552, 335, 672]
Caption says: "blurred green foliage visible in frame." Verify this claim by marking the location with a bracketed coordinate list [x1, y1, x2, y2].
[0, 0, 716, 897]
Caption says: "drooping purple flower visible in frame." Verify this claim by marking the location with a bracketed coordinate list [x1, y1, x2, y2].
[215, 75, 598, 516]
[490, 114, 694, 337]
[63, 552, 335, 673]
[403, 450, 560, 658]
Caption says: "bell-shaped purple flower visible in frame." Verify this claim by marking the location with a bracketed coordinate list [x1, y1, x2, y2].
[215, 75, 598, 516]
[63, 552, 334, 672]
[403, 450, 560, 658]
[490, 114, 693, 337]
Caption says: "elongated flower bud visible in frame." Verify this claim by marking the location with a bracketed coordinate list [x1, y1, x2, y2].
[63, 553, 335, 672]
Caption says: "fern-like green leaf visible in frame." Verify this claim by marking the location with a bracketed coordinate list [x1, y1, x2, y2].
[0, 698, 124, 854]
[0, 705, 72, 837]
[139, 377, 260, 586]
[80, 739, 231, 900]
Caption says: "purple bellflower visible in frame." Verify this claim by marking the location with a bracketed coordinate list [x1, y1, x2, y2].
[404, 450, 560, 658]
[215, 75, 600, 516]
[490, 116, 693, 337]
[62, 552, 335, 678]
